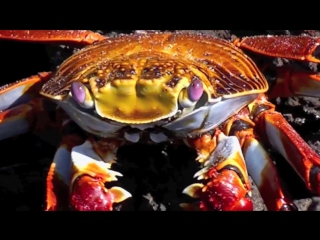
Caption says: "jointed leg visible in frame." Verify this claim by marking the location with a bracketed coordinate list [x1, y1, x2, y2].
[234, 35, 320, 63]
[0, 30, 106, 46]
[231, 35, 320, 207]
[267, 67, 320, 99]
[222, 110, 297, 211]
[234, 35, 320, 99]
[222, 94, 320, 210]
[249, 95, 320, 195]
[0, 72, 59, 141]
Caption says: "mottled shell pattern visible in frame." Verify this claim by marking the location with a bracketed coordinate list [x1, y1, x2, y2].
[40, 32, 268, 124]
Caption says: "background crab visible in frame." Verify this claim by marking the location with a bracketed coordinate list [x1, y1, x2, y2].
[0, 29, 320, 210]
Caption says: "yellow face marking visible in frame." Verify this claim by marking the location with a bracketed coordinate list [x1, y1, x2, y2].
[87, 54, 204, 124]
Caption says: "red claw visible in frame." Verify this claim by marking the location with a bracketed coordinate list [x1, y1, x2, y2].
[70, 175, 132, 211]
[70, 175, 114, 211]
[200, 170, 253, 211]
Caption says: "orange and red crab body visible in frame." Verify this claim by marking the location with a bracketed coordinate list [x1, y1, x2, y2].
[0, 30, 320, 211]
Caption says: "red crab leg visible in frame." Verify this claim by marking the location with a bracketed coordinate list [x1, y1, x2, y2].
[267, 66, 320, 99]
[0, 30, 106, 46]
[181, 130, 253, 211]
[234, 36, 320, 99]
[249, 94, 320, 195]
[234, 36, 320, 63]
[222, 111, 297, 211]
[46, 124, 131, 211]
[0, 72, 59, 141]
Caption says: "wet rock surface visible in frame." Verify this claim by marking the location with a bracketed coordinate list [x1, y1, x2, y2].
[0, 30, 320, 211]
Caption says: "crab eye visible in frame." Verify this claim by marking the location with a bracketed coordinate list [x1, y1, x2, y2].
[188, 77, 203, 102]
[71, 82, 94, 109]
[178, 77, 204, 109]
[71, 82, 85, 103]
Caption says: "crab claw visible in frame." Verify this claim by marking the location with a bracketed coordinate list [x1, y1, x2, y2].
[46, 131, 131, 211]
[71, 175, 130, 211]
[182, 133, 253, 211]
[183, 170, 253, 211]
[69, 139, 131, 211]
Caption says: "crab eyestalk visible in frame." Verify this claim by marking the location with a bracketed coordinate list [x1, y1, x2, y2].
[70, 82, 94, 109]
[178, 77, 204, 108]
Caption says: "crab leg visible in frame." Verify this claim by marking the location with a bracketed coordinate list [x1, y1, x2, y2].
[181, 130, 253, 211]
[0, 30, 106, 46]
[234, 36, 320, 63]
[267, 67, 320, 99]
[223, 112, 297, 211]
[249, 95, 320, 195]
[234, 36, 320, 99]
[0, 72, 57, 141]
[46, 123, 131, 211]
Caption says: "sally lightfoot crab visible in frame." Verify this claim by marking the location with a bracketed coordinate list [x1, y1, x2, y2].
[0, 30, 320, 211]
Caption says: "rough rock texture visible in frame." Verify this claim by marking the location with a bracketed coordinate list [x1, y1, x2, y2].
[0, 30, 320, 211]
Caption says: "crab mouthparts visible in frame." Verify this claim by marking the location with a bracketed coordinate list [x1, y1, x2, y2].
[123, 127, 169, 143]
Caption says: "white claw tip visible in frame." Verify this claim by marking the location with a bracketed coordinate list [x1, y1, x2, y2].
[182, 183, 204, 198]
[109, 186, 132, 203]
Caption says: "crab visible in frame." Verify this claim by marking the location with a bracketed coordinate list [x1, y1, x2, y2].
[0, 30, 320, 211]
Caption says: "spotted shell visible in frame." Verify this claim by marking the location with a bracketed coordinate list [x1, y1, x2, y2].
[40, 32, 268, 124]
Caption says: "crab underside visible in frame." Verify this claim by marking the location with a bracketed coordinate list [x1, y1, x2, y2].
[1, 30, 320, 211]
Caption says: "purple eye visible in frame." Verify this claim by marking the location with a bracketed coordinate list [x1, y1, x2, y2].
[71, 82, 86, 104]
[188, 77, 203, 102]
